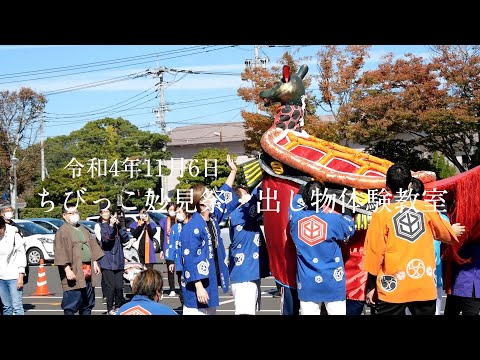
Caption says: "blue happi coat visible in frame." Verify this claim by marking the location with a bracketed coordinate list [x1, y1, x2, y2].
[228, 186, 270, 283]
[180, 183, 239, 309]
[165, 222, 184, 273]
[288, 194, 355, 303]
[116, 295, 178, 315]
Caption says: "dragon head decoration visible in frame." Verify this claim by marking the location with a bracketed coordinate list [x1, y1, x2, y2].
[259, 64, 308, 106]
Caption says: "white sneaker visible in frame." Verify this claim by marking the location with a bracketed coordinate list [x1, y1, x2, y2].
[168, 291, 176, 297]
[108, 309, 117, 315]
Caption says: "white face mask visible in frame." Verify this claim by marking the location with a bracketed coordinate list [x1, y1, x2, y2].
[3, 211, 13, 220]
[176, 213, 185, 222]
[168, 210, 176, 217]
[69, 214, 80, 225]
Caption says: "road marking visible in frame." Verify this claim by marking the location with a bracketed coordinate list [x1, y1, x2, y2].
[29, 302, 62, 305]
[24, 309, 107, 312]
[216, 309, 281, 312]
[24, 309, 281, 313]
[219, 299, 235, 305]
[25, 296, 105, 299]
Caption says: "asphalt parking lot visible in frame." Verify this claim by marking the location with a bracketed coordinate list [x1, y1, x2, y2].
[21, 263, 282, 315]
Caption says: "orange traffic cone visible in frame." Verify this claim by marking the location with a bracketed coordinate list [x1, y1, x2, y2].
[32, 259, 53, 296]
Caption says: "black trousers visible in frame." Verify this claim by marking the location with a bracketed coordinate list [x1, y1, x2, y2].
[102, 269, 125, 312]
[444, 294, 480, 315]
[165, 259, 176, 291]
[176, 271, 183, 305]
[376, 299, 436, 315]
[101, 275, 107, 298]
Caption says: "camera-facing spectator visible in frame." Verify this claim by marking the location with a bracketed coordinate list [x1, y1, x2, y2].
[97, 204, 130, 315]
[130, 207, 159, 269]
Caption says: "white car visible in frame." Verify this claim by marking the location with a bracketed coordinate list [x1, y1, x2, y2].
[14, 219, 55, 266]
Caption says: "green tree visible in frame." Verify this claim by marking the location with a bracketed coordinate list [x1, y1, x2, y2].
[174, 148, 240, 198]
[364, 139, 436, 172]
[431, 151, 457, 179]
[32, 117, 171, 210]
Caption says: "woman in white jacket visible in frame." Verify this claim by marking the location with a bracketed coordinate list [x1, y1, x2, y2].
[0, 217, 27, 315]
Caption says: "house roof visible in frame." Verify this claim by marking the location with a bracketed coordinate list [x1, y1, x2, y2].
[169, 122, 246, 146]
[168, 116, 336, 146]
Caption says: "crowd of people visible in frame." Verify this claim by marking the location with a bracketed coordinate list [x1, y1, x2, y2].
[0, 158, 478, 316]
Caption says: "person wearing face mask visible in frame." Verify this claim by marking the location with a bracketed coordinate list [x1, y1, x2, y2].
[158, 202, 178, 297]
[228, 184, 270, 315]
[0, 206, 15, 224]
[0, 204, 29, 290]
[130, 207, 159, 269]
[0, 216, 26, 315]
[165, 206, 190, 309]
[54, 203, 104, 315]
[179, 154, 240, 315]
[116, 269, 177, 315]
[97, 204, 130, 315]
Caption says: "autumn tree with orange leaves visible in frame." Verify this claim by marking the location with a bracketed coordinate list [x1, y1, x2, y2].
[0, 87, 46, 203]
[238, 51, 339, 153]
[340, 46, 480, 172]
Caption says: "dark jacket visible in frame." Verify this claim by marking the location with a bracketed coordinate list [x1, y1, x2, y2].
[98, 222, 130, 270]
[130, 220, 158, 264]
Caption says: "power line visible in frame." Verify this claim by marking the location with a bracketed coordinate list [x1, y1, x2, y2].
[0, 45, 215, 80]
[43, 96, 240, 122]
[43, 72, 143, 96]
[44, 90, 158, 120]
[3, 46, 237, 88]
[172, 94, 237, 104]
[162, 106, 246, 126]
[44, 85, 158, 116]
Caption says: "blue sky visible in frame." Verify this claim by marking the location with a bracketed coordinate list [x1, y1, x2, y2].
[0, 45, 431, 140]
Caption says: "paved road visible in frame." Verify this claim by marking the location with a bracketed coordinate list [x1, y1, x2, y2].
[22, 262, 282, 315]
[22, 262, 449, 315]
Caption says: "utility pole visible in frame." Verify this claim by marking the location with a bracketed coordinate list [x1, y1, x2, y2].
[213, 131, 223, 147]
[147, 67, 168, 134]
[157, 71, 166, 134]
[40, 111, 45, 181]
[245, 45, 269, 114]
[11, 156, 19, 219]
[146, 66, 170, 197]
